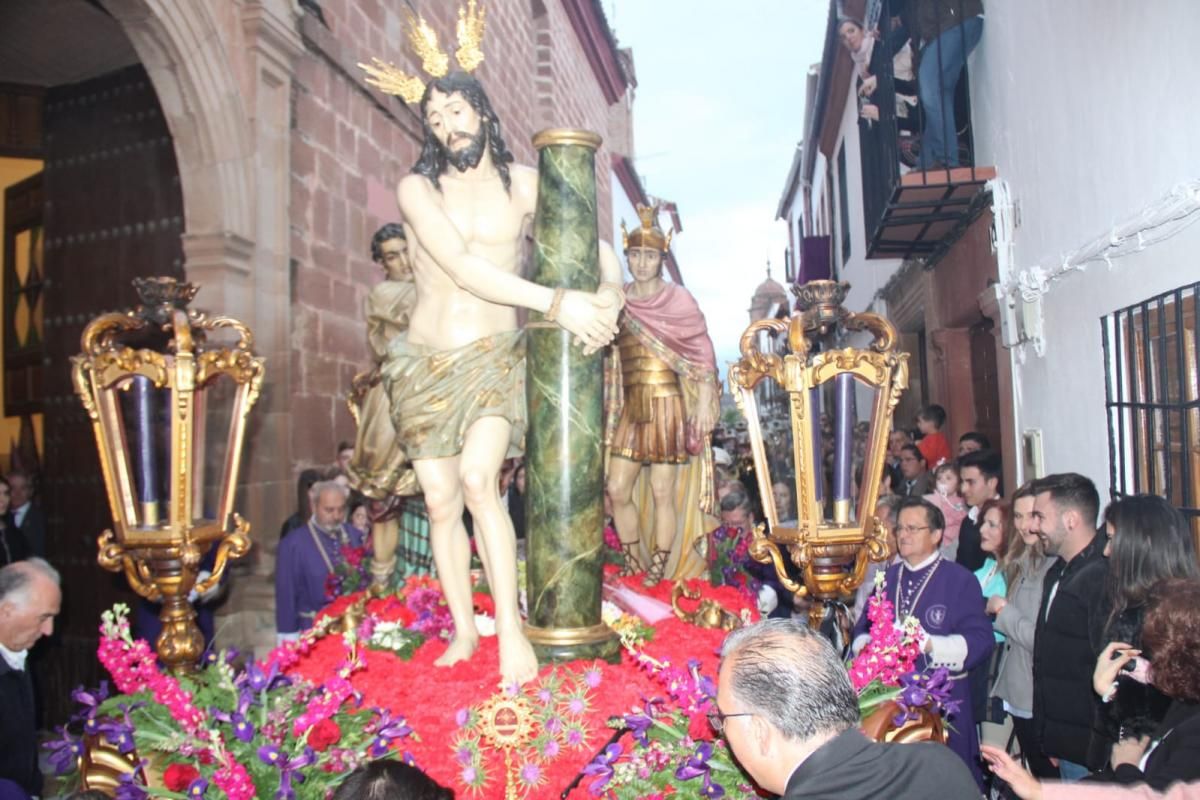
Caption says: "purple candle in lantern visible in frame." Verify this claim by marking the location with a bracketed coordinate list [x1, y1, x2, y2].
[832, 373, 854, 519]
[131, 375, 159, 524]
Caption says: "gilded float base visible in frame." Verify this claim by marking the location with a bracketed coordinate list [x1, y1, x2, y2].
[523, 622, 621, 663]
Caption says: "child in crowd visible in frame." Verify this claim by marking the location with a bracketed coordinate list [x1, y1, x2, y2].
[925, 461, 967, 560]
[916, 404, 952, 468]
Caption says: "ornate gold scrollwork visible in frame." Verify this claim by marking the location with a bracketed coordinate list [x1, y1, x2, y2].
[80, 312, 147, 356]
[670, 582, 744, 631]
[730, 318, 787, 390]
[195, 314, 257, 351]
[193, 514, 251, 597]
[843, 310, 898, 353]
[747, 524, 806, 598]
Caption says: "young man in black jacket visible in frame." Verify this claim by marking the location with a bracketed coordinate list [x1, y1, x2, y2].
[1030, 472, 1107, 781]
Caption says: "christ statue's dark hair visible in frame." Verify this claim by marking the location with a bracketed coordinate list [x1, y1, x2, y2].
[412, 71, 515, 193]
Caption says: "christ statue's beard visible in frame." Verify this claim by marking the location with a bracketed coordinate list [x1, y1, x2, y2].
[442, 129, 486, 172]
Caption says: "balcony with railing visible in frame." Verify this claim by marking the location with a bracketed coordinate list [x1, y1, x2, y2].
[850, 0, 995, 261]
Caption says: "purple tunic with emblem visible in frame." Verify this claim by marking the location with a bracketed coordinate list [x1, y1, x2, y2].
[852, 556, 995, 788]
[275, 522, 365, 635]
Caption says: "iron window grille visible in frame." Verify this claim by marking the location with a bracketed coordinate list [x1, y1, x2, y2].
[1103, 281, 1200, 535]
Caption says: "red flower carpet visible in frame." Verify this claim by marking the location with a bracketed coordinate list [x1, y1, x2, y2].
[288, 572, 757, 799]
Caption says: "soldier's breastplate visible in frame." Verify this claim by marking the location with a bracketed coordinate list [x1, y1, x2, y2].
[618, 329, 680, 423]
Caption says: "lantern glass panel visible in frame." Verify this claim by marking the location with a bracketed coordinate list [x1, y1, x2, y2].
[194, 371, 238, 525]
[744, 372, 792, 529]
[855, 382, 887, 525]
[114, 374, 169, 529]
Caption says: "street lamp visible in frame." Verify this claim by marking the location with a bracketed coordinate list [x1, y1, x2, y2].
[71, 277, 262, 672]
[729, 280, 908, 628]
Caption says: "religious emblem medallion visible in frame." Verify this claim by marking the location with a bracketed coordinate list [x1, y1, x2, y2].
[476, 691, 537, 799]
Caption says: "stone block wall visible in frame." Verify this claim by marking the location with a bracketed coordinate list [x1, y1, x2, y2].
[285, 0, 630, 476]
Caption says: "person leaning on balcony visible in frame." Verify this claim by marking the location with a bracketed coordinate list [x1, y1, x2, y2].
[838, 17, 921, 140]
[716, 617, 981, 800]
[908, 0, 985, 169]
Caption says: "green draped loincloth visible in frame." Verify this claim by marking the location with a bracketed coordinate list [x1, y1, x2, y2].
[381, 330, 527, 461]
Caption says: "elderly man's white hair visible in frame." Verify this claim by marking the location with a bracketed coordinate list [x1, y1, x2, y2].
[0, 558, 61, 607]
[311, 480, 350, 501]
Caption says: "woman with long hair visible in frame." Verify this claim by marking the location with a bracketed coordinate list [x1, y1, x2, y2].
[976, 498, 1012, 629]
[988, 482, 1057, 777]
[984, 577, 1200, 795]
[1088, 495, 1200, 766]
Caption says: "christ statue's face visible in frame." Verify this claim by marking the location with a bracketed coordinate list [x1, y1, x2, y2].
[424, 88, 486, 172]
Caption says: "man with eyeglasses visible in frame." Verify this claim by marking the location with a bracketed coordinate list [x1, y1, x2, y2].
[850, 496, 995, 789]
[715, 618, 979, 799]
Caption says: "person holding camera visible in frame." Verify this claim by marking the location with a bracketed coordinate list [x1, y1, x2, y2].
[984, 577, 1200, 796]
[1088, 496, 1200, 769]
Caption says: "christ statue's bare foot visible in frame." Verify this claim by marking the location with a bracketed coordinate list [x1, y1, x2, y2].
[497, 627, 539, 686]
[435, 631, 480, 668]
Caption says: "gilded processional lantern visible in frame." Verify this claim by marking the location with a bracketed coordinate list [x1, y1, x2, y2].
[71, 278, 263, 672]
[729, 280, 908, 628]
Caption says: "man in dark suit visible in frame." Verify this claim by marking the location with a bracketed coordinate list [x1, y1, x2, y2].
[715, 618, 979, 799]
[0, 558, 61, 797]
[897, 444, 932, 497]
[1031, 472, 1107, 781]
[7, 472, 44, 559]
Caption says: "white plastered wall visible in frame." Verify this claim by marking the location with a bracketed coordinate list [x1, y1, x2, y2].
[969, 0, 1200, 493]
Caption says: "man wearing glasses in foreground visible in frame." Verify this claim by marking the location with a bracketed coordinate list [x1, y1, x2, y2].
[715, 618, 979, 799]
[850, 496, 995, 788]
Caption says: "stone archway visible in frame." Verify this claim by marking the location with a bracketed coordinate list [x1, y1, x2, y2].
[99, 0, 304, 539]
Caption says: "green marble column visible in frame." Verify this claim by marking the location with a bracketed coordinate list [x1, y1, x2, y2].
[524, 129, 620, 663]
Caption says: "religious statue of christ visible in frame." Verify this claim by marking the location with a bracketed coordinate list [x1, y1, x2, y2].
[381, 69, 623, 686]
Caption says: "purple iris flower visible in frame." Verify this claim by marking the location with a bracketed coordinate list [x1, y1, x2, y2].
[700, 772, 726, 798]
[187, 777, 209, 798]
[372, 709, 414, 741]
[894, 667, 961, 725]
[675, 741, 714, 781]
[210, 691, 257, 743]
[44, 727, 85, 775]
[241, 661, 288, 693]
[624, 713, 653, 745]
[71, 682, 110, 718]
[581, 742, 622, 795]
[114, 767, 148, 800]
[277, 748, 315, 800]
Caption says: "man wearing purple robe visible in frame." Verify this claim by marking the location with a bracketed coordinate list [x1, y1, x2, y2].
[275, 481, 364, 642]
[852, 495, 995, 788]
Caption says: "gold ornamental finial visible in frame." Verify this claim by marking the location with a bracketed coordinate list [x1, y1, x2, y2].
[455, 0, 487, 72]
[621, 202, 672, 253]
[358, 2, 487, 105]
[405, 10, 450, 78]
